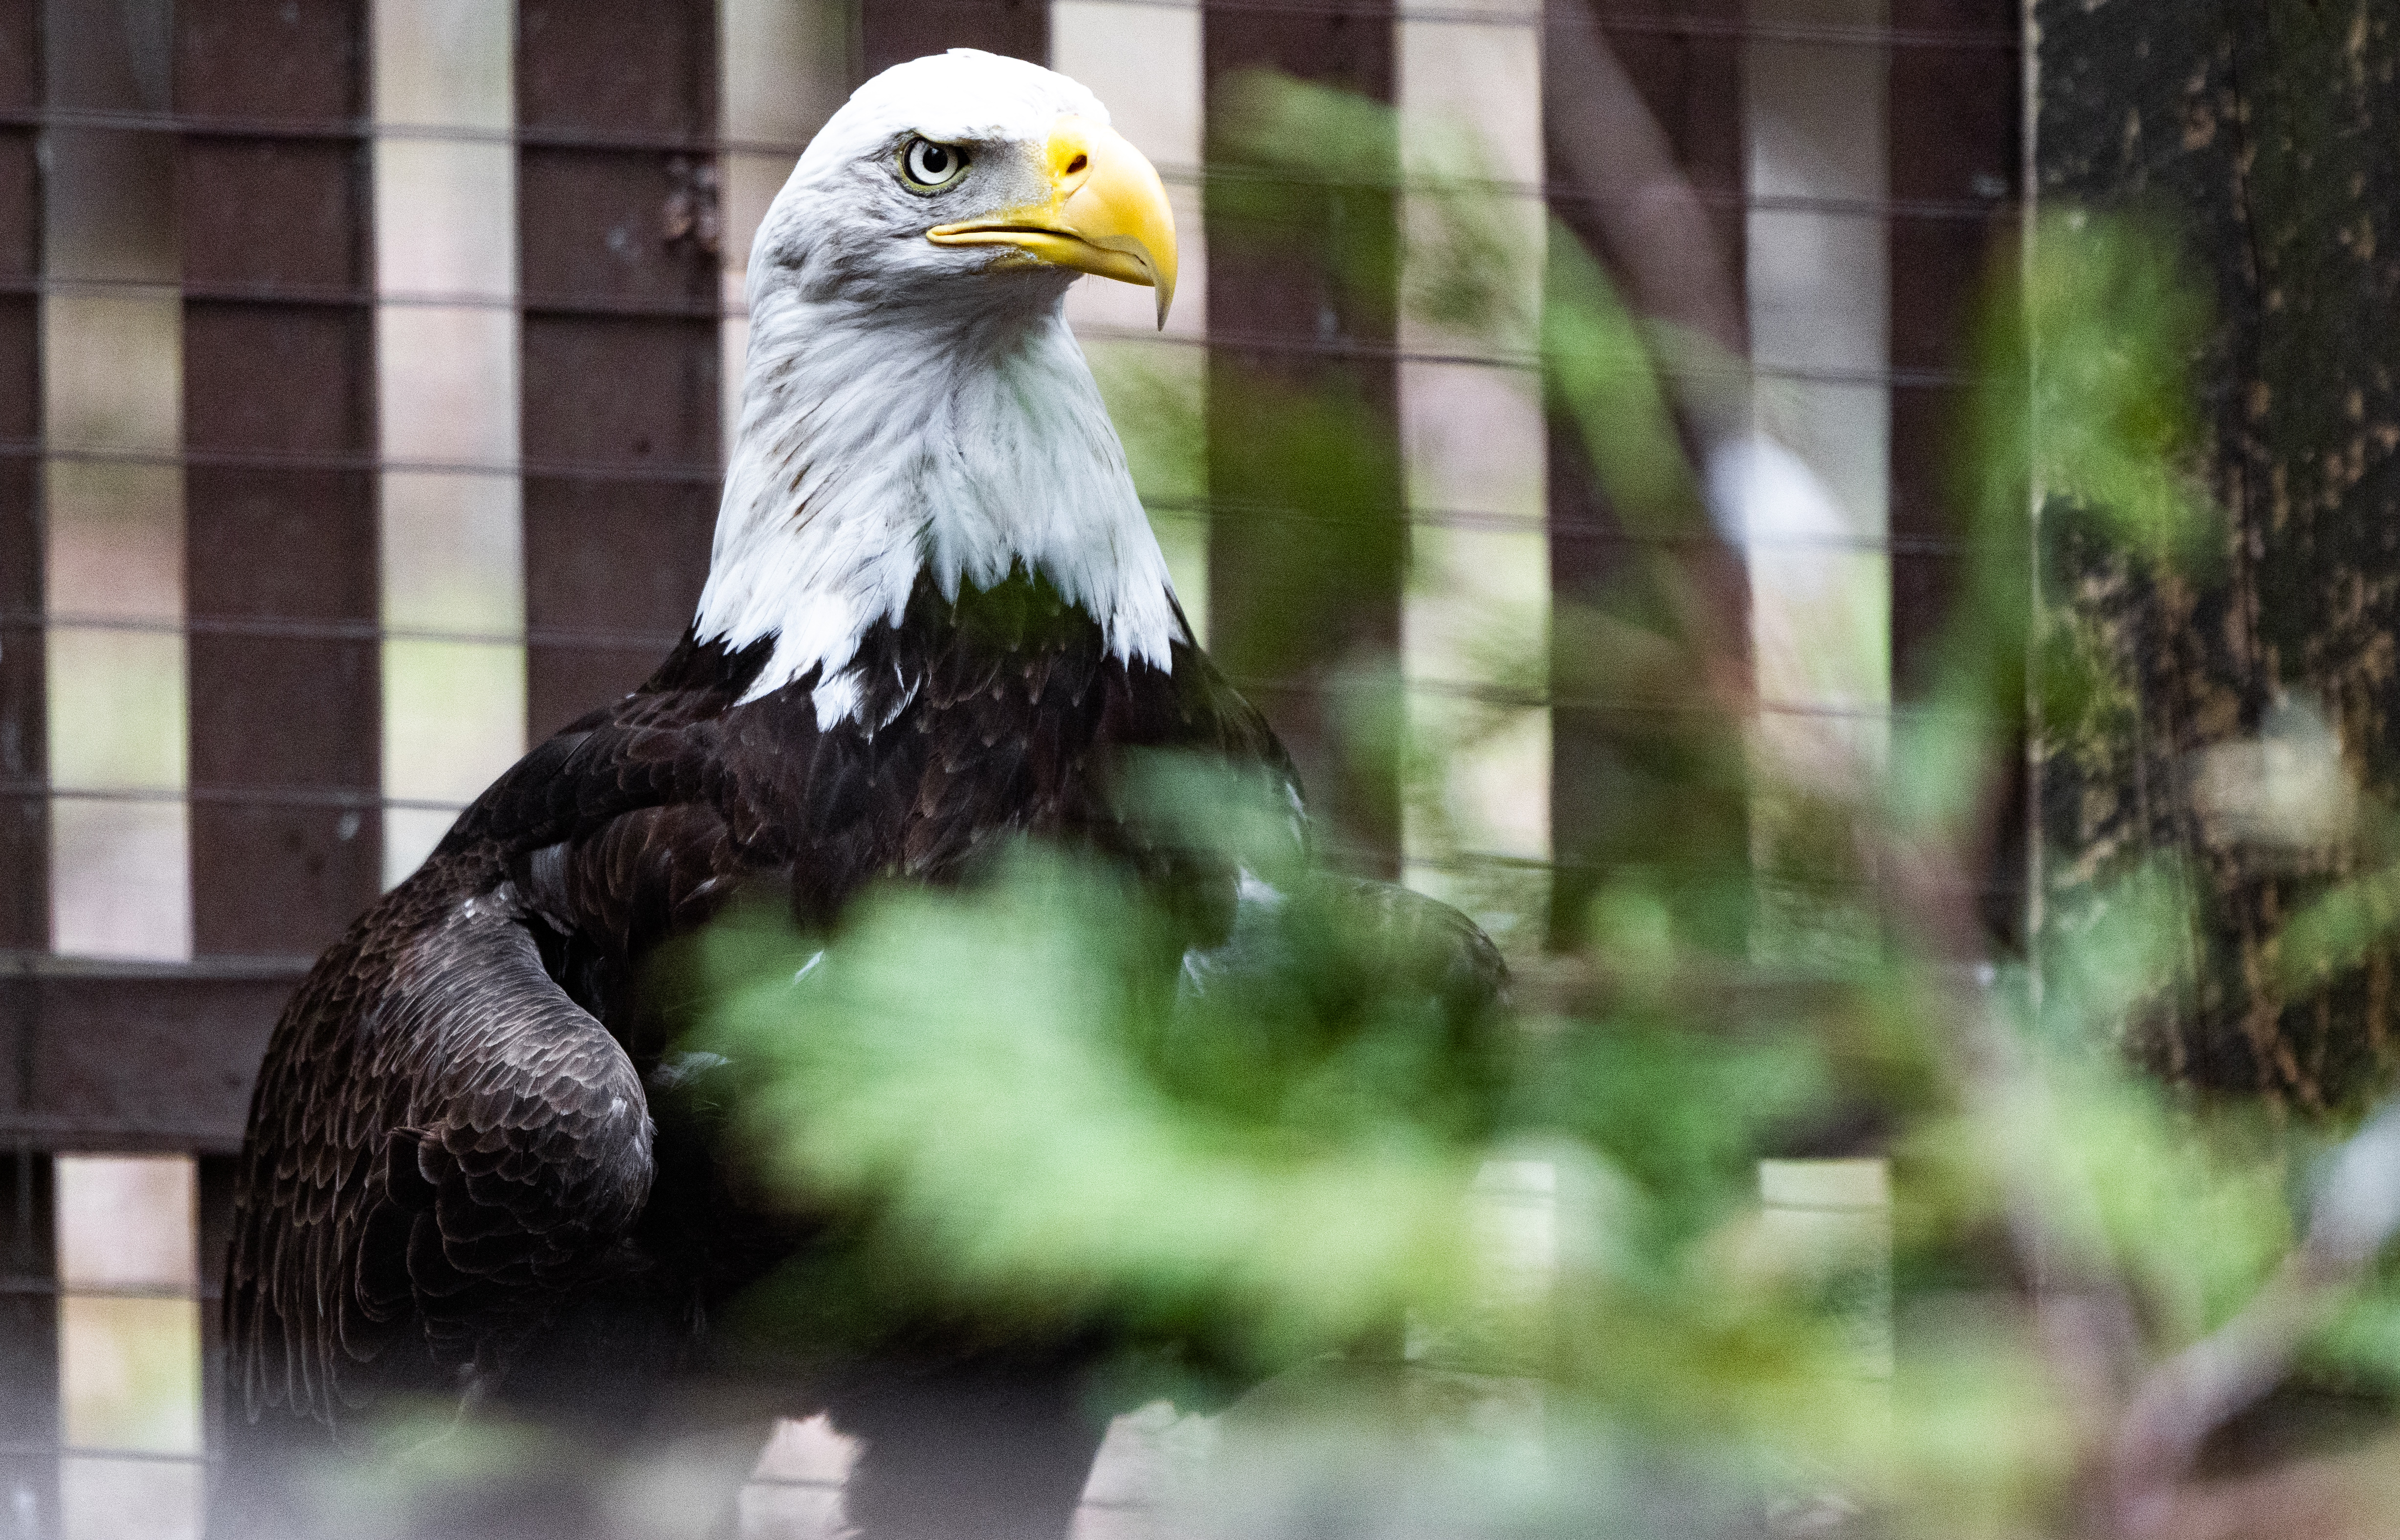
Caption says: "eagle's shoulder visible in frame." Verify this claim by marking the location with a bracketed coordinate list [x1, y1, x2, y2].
[843, 567, 1303, 878]
[1161, 618, 1296, 783]
[422, 569, 1301, 957]
[438, 631, 779, 860]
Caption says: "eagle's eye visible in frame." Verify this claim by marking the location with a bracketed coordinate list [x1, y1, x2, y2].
[899, 137, 969, 193]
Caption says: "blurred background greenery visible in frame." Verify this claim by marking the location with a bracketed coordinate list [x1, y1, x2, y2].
[671, 64, 2400, 1539]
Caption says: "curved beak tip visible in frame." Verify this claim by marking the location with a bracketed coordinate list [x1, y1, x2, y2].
[928, 115, 1179, 326]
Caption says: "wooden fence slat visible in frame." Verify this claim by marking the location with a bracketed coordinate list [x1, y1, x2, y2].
[860, 0, 1047, 78]
[0, 1149, 57, 1540]
[0, 0, 44, 1375]
[177, 0, 381, 958]
[518, 0, 720, 741]
[1543, 0, 1752, 944]
[0, 959, 301, 1152]
[1888, 0, 2017, 699]
[1578, 0, 1750, 268]
[1887, 0, 2022, 945]
[0, 0, 38, 956]
[196, 1152, 237, 1491]
[1203, 0, 1405, 875]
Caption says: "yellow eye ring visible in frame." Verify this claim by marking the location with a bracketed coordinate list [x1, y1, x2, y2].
[899, 137, 969, 193]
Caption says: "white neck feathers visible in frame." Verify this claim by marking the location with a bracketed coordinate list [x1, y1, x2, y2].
[693, 283, 1179, 727]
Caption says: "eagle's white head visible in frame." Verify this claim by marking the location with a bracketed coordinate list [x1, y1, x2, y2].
[693, 49, 1184, 726]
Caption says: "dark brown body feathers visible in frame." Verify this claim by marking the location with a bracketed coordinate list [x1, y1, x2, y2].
[224, 569, 1293, 1431]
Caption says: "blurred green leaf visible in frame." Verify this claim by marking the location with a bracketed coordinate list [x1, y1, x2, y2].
[2022, 209, 2219, 567]
[699, 850, 1503, 1375]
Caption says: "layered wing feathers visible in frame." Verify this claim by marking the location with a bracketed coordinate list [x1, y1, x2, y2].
[229, 867, 653, 1425]
[227, 570, 1304, 1432]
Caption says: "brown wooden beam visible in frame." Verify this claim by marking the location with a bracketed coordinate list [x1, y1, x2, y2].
[860, 0, 1046, 79]
[0, 958, 303, 1153]
[2028, 0, 2400, 1097]
[1203, 0, 1404, 876]
[518, 0, 721, 740]
[178, 0, 381, 958]
[0, 1147, 56, 1540]
[1888, 0, 2021, 947]
[6, 11, 58, 1531]
[1543, 0, 1753, 946]
[196, 1152, 237, 1486]
[0, 0, 37, 956]
[1888, 0, 2017, 700]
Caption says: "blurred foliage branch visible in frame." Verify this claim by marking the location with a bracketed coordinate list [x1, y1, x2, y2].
[674, 71, 2400, 1540]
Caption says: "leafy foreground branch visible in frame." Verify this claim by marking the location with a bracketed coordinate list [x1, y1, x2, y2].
[667, 107, 2400, 1532]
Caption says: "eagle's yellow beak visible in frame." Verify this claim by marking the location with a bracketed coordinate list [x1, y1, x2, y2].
[927, 116, 1179, 330]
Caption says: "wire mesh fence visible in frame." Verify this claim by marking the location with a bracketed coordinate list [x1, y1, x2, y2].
[0, 0, 2017, 1534]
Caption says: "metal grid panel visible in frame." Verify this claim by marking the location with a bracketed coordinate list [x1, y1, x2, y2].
[0, 6, 2031, 1532]
[0, 0, 2030, 1144]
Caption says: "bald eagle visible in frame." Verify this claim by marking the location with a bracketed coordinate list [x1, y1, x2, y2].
[217, 49, 1501, 1540]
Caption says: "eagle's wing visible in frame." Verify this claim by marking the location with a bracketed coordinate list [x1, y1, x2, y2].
[225, 611, 1318, 1430]
[1183, 870, 1508, 1019]
[225, 867, 654, 1428]
[1312, 873, 1509, 1017]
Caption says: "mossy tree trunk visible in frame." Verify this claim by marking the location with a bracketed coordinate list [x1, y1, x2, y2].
[2037, 0, 2400, 1107]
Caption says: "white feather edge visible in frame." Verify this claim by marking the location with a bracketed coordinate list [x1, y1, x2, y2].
[692, 279, 1179, 729]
